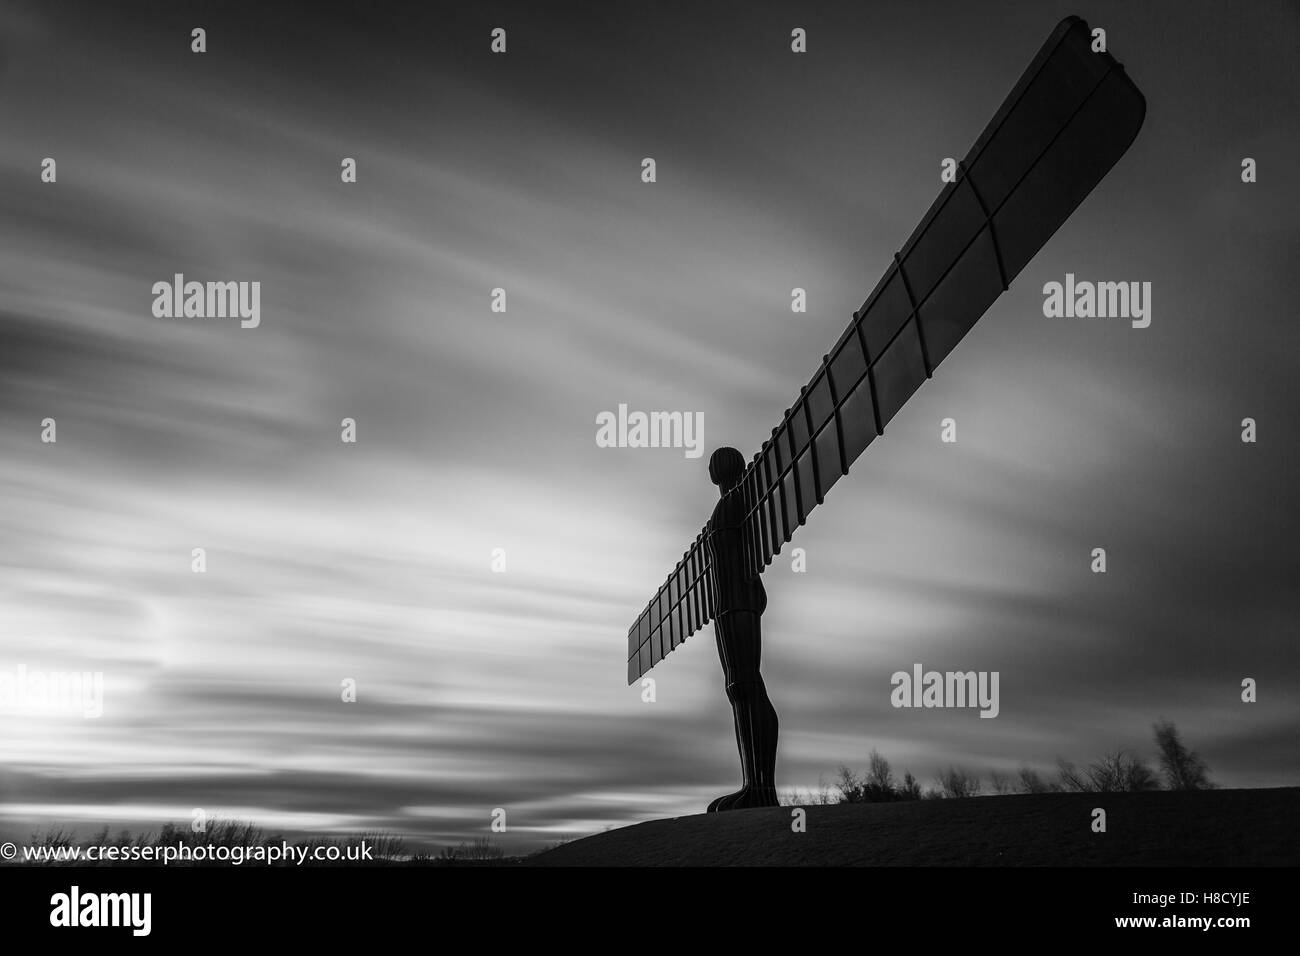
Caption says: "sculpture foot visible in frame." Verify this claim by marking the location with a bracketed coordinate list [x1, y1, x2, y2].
[725, 785, 780, 810]
[707, 789, 744, 813]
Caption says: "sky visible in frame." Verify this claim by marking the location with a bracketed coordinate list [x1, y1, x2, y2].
[0, 0, 1296, 854]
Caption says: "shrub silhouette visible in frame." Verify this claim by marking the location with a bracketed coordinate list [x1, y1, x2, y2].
[1089, 750, 1159, 792]
[829, 750, 923, 803]
[900, 770, 922, 800]
[1054, 752, 1157, 792]
[936, 766, 982, 798]
[1154, 720, 1215, 790]
[812, 723, 1216, 803]
[437, 836, 504, 862]
[1017, 766, 1057, 793]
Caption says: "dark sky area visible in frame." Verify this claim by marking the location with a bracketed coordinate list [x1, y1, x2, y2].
[0, 0, 1296, 852]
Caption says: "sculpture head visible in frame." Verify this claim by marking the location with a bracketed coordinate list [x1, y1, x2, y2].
[708, 446, 745, 493]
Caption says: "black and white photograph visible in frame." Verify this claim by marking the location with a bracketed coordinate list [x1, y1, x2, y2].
[1, 0, 1295, 940]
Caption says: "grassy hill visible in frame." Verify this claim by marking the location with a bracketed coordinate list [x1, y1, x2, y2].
[529, 787, 1299, 866]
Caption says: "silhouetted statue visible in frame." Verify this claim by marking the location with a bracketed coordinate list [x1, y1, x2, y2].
[704, 447, 779, 811]
[624, 16, 1146, 818]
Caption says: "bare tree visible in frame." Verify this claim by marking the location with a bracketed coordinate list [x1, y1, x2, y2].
[936, 766, 981, 798]
[1153, 720, 1214, 790]
[1085, 750, 1159, 792]
[835, 764, 864, 803]
[867, 749, 895, 791]
[1056, 757, 1089, 792]
[900, 770, 922, 800]
[816, 773, 831, 806]
[988, 769, 1012, 795]
[1017, 766, 1054, 794]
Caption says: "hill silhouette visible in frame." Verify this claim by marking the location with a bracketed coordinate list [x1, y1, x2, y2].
[529, 787, 1298, 866]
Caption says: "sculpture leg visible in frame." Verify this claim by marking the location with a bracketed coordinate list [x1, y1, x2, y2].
[727, 678, 779, 808]
[708, 611, 779, 812]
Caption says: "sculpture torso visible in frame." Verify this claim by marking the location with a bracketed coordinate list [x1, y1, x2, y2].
[705, 487, 767, 618]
